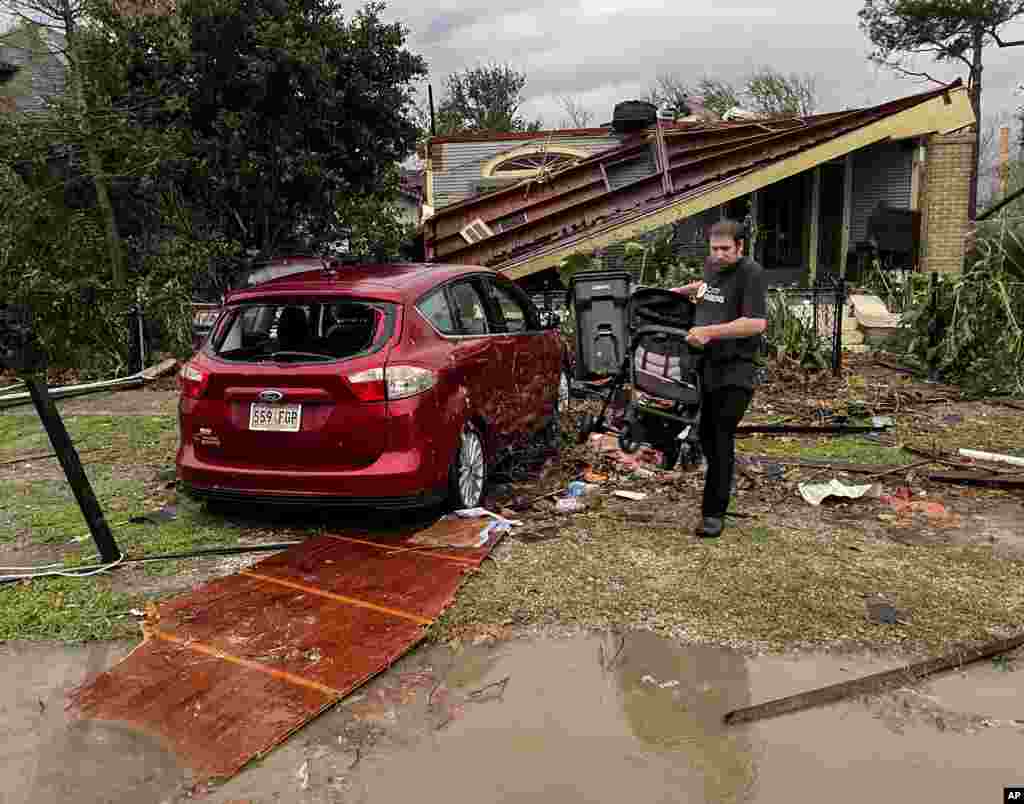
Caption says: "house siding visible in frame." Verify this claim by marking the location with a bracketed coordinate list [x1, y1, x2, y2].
[605, 147, 656, 190]
[850, 141, 913, 245]
[430, 134, 621, 209]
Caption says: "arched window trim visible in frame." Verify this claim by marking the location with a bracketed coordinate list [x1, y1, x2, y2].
[480, 144, 590, 180]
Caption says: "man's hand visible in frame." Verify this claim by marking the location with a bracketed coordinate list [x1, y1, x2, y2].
[672, 281, 703, 299]
[687, 326, 712, 349]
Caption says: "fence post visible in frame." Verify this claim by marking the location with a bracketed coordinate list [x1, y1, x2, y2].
[832, 276, 846, 377]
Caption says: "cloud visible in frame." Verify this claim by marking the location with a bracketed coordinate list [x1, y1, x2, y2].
[383, 0, 1017, 129]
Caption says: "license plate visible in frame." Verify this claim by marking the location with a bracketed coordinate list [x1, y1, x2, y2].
[249, 403, 302, 432]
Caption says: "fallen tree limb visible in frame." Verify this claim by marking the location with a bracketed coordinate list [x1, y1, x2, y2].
[958, 448, 1024, 470]
[724, 632, 1024, 726]
[902, 446, 1018, 475]
[736, 423, 888, 436]
[740, 455, 914, 475]
[925, 471, 1024, 489]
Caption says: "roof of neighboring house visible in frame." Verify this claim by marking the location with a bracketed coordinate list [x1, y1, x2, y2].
[399, 168, 424, 201]
[0, 28, 67, 114]
[424, 80, 976, 280]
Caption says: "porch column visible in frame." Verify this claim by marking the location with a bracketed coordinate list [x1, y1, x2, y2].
[808, 167, 821, 284]
[839, 154, 854, 278]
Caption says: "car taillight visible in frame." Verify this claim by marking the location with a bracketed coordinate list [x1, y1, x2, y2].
[178, 362, 209, 399]
[385, 366, 437, 400]
[347, 366, 436, 402]
[347, 367, 387, 402]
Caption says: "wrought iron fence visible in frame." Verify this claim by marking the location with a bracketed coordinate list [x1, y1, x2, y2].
[770, 275, 847, 375]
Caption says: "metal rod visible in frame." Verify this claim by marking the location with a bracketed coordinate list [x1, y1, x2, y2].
[725, 632, 1024, 726]
[0, 376, 144, 409]
[24, 377, 120, 563]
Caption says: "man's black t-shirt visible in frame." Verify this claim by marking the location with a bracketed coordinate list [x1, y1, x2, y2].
[692, 256, 768, 391]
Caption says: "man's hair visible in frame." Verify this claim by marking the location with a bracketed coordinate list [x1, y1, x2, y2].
[707, 219, 745, 245]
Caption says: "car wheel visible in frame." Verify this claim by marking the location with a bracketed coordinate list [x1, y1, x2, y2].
[558, 370, 570, 410]
[449, 423, 486, 510]
[545, 371, 569, 449]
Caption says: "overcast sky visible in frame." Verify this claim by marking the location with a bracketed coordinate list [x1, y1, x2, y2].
[2, 1, 1021, 131]
[386, 0, 1024, 132]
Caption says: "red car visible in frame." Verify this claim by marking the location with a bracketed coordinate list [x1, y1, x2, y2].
[176, 260, 566, 510]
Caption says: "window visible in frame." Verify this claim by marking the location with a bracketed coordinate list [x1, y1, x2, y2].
[481, 145, 589, 179]
[459, 218, 494, 244]
[492, 152, 579, 173]
[212, 300, 393, 362]
[449, 282, 489, 336]
[486, 281, 531, 333]
[417, 289, 457, 335]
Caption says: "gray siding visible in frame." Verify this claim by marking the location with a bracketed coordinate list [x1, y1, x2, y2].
[850, 141, 913, 245]
[605, 146, 656, 190]
[431, 134, 621, 208]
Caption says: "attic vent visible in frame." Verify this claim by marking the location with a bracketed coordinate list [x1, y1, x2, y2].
[459, 218, 494, 244]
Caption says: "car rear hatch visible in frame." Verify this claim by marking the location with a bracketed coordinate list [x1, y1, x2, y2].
[194, 296, 401, 470]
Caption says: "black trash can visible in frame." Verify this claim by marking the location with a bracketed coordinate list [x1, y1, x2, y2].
[569, 270, 632, 380]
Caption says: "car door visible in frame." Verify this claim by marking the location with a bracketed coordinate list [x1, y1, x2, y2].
[446, 278, 509, 458]
[483, 276, 557, 441]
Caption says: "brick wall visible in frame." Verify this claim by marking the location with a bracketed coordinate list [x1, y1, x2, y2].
[919, 130, 975, 274]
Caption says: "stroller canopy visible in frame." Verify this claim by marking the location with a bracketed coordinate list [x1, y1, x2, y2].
[628, 287, 695, 332]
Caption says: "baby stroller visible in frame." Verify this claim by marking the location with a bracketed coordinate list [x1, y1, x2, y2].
[577, 288, 703, 471]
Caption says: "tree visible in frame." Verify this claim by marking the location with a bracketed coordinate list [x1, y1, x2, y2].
[435, 63, 543, 134]
[89, 0, 427, 259]
[557, 94, 593, 128]
[0, 4, 130, 287]
[648, 69, 815, 119]
[744, 68, 817, 117]
[859, 0, 1024, 219]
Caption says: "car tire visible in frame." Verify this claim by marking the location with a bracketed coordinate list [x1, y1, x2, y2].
[545, 371, 569, 449]
[448, 423, 486, 510]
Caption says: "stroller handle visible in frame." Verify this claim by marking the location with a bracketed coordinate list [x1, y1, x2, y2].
[630, 324, 694, 348]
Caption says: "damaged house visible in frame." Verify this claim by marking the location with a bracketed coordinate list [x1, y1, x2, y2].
[421, 81, 976, 291]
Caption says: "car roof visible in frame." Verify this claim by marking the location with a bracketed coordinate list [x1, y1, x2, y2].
[226, 261, 496, 303]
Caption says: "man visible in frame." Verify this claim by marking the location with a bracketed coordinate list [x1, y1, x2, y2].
[673, 219, 767, 538]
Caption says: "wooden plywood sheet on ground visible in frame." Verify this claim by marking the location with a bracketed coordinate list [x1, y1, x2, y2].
[67, 525, 501, 783]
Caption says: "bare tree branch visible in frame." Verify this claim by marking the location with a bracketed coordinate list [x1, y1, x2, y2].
[991, 29, 1024, 47]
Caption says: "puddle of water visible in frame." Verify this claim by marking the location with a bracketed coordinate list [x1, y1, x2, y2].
[353, 634, 1024, 804]
[1, 641, 190, 804]
[7, 632, 1023, 804]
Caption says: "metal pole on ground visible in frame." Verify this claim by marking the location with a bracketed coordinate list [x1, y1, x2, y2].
[24, 376, 121, 563]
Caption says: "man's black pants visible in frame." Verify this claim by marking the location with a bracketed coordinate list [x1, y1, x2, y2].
[698, 385, 753, 519]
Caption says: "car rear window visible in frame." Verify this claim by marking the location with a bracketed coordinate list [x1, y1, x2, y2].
[209, 299, 396, 363]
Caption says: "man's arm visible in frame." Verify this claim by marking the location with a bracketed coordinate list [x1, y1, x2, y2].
[671, 281, 703, 299]
[695, 317, 767, 341]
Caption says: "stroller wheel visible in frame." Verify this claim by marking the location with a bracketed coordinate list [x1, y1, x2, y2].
[577, 413, 597, 444]
[618, 423, 639, 454]
[660, 444, 680, 471]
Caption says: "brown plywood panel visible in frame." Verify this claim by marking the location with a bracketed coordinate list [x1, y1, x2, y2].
[248, 536, 476, 621]
[68, 522, 502, 783]
[154, 573, 426, 691]
[67, 636, 333, 781]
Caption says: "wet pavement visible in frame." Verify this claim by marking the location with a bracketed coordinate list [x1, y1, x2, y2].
[3, 632, 1023, 803]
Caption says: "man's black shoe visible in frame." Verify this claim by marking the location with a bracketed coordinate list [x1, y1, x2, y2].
[695, 517, 724, 538]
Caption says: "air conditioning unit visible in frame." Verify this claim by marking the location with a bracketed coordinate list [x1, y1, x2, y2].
[459, 218, 494, 244]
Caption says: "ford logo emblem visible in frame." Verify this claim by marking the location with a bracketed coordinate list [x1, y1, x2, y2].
[258, 389, 284, 402]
